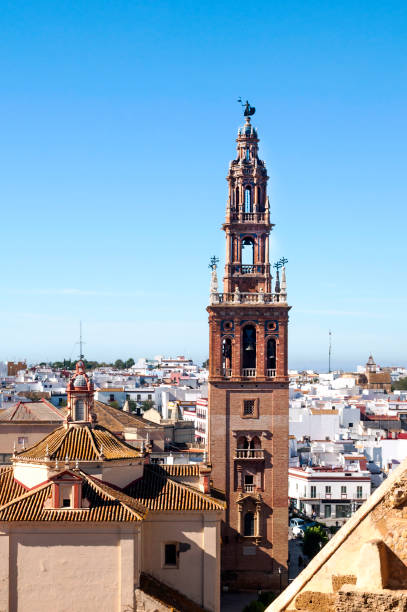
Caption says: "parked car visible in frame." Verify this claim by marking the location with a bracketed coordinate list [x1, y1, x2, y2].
[293, 520, 318, 538]
[289, 518, 305, 529]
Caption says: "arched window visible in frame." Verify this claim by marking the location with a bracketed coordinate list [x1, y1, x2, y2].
[242, 325, 256, 370]
[235, 187, 240, 206]
[242, 237, 254, 266]
[250, 436, 261, 449]
[75, 399, 85, 420]
[256, 186, 261, 208]
[222, 338, 232, 376]
[237, 436, 249, 449]
[246, 148, 250, 161]
[267, 338, 276, 373]
[244, 512, 255, 536]
[244, 187, 252, 213]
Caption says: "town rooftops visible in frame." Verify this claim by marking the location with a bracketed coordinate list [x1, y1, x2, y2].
[93, 400, 164, 431]
[0, 399, 65, 423]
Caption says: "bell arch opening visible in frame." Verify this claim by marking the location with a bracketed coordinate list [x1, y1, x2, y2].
[242, 325, 256, 370]
[222, 338, 232, 376]
[244, 186, 252, 213]
[242, 237, 254, 266]
[267, 338, 276, 373]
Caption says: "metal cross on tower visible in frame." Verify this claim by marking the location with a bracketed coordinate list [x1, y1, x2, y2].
[209, 256, 219, 271]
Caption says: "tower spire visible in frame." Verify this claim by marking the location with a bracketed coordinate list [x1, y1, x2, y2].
[207, 105, 290, 591]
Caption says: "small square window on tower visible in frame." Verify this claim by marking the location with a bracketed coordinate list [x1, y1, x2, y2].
[242, 399, 258, 419]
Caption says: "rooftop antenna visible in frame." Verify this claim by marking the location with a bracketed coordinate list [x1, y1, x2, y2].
[76, 321, 86, 360]
[328, 330, 332, 373]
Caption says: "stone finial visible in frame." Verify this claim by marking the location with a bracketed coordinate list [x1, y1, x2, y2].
[258, 288, 265, 303]
[234, 286, 241, 303]
[209, 266, 219, 305]
[122, 400, 130, 413]
[281, 266, 287, 300]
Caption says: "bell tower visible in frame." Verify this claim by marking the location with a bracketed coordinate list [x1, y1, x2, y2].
[207, 102, 290, 591]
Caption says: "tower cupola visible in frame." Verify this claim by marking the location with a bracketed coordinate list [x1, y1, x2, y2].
[66, 361, 95, 425]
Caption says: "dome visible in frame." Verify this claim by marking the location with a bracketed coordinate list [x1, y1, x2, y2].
[74, 375, 87, 388]
[238, 121, 257, 137]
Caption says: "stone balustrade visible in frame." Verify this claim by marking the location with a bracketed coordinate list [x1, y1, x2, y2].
[234, 449, 265, 460]
[210, 291, 287, 305]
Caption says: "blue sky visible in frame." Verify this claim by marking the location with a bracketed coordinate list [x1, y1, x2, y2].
[0, 0, 406, 370]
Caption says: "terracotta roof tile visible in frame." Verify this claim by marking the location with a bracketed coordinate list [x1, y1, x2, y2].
[160, 464, 200, 478]
[124, 465, 225, 512]
[15, 424, 142, 462]
[0, 471, 145, 522]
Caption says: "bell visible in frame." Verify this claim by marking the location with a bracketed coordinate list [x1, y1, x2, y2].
[245, 343, 254, 351]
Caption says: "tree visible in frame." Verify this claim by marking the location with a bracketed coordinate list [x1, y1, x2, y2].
[125, 358, 135, 369]
[393, 377, 407, 391]
[302, 525, 328, 559]
[141, 400, 154, 412]
[202, 358, 209, 369]
[114, 359, 125, 369]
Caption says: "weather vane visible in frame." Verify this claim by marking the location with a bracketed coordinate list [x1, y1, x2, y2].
[273, 257, 288, 272]
[209, 255, 219, 271]
[237, 98, 256, 117]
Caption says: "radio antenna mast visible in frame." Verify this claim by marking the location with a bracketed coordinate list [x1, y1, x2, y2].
[328, 330, 332, 373]
[77, 321, 86, 360]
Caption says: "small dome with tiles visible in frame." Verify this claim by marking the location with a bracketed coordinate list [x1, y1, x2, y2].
[73, 375, 87, 388]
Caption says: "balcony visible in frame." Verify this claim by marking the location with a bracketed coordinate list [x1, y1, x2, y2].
[232, 264, 266, 275]
[241, 368, 256, 378]
[244, 484, 256, 492]
[267, 369, 276, 378]
[234, 449, 264, 460]
[222, 368, 232, 377]
[230, 212, 266, 222]
[211, 292, 287, 305]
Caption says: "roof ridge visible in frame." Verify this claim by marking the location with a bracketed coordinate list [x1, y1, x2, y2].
[0, 480, 51, 513]
[84, 426, 101, 458]
[10, 402, 23, 420]
[82, 472, 147, 519]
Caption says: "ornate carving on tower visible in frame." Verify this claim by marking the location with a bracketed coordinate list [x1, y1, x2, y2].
[66, 361, 95, 425]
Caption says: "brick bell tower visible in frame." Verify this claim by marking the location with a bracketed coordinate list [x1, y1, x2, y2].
[207, 102, 290, 591]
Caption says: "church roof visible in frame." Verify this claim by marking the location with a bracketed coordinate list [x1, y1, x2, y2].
[0, 467, 144, 522]
[0, 464, 224, 522]
[124, 464, 225, 512]
[14, 424, 142, 462]
[0, 400, 65, 422]
[93, 401, 164, 431]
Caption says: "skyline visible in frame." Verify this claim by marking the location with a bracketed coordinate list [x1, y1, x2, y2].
[1, 1, 406, 370]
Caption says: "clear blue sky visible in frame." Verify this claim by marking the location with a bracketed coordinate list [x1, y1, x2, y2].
[1, 0, 406, 370]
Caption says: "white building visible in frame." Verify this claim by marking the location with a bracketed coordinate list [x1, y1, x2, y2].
[289, 466, 371, 523]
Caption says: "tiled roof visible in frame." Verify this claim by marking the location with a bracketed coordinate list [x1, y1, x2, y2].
[0, 467, 26, 505]
[124, 465, 225, 512]
[15, 424, 142, 462]
[0, 400, 65, 422]
[93, 401, 164, 431]
[0, 471, 145, 522]
[160, 464, 200, 477]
